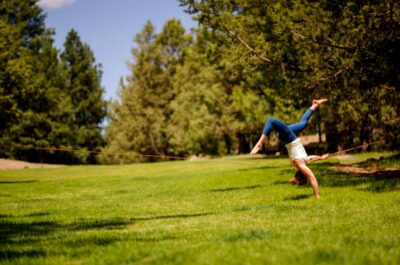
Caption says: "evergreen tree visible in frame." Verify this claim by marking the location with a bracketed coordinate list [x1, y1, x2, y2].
[105, 19, 190, 162]
[180, 0, 400, 149]
[169, 26, 300, 155]
[60, 29, 107, 163]
[0, 0, 46, 49]
[0, 0, 65, 162]
[168, 28, 233, 156]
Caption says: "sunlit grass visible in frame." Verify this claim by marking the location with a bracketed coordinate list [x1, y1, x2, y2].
[0, 153, 399, 264]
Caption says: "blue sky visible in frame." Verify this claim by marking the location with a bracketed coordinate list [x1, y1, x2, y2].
[38, 0, 197, 102]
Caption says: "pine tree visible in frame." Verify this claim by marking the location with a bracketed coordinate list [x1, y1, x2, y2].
[168, 28, 230, 155]
[105, 19, 190, 162]
[180, 0, 400, 149]
[60, 29, 107, 163]
[0, 0, 64, 162]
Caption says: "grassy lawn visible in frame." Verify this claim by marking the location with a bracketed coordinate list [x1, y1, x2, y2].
[1, 153, 399, 264]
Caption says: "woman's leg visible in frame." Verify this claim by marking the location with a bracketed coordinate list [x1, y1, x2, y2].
[288, 108, 313, 135]
[288, 99, 327, 135]
[250, 99, 327, 154]
[251, 118, 296, 154]
[262, 118, 297, 142]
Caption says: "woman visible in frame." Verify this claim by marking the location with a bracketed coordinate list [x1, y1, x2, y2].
[250, 99, 329, 198]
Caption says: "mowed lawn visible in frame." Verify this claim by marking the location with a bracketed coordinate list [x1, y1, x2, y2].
[1, 154, 399, 265]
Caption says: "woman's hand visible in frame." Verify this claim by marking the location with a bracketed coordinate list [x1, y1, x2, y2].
[321, 153, 329, 160]
[250, 143, 262, 154]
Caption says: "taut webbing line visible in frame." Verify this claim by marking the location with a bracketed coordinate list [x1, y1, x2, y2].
[328, 140, 384, 157]
[2, 140, 384, 163]
[2, 144, 187, 160]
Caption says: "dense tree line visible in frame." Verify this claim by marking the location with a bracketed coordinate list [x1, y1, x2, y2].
[2, 0, 399, 164]
[0, 0, 107, 163]
[179, 0, 400, 150]
[105, 19, 309, 163]
[106, 0, 399, 162]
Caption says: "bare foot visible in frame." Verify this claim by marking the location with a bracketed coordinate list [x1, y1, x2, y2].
[311, 99, 328, 110]
[312, 99, 328, 106]
[250, 144, 262, 155]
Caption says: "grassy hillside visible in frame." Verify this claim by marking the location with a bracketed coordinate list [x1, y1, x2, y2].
[1, 154, 399, 264]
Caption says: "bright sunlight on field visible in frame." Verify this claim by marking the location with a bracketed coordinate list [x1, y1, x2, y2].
[1, 153, 399, 265]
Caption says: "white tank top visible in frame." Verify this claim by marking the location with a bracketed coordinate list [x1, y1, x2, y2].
[285, 138, 309, 163]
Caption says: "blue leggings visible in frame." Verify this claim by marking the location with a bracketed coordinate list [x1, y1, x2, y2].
[262, 108, 314, 144]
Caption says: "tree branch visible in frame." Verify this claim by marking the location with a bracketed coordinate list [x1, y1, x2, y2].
[307, 64, 353, 89]
[301, 17, 352, 48]
[218, 22, 313, 72]
[223, 26, 272, 63]
[207, 1, 311, 73]
[317, 64, 352, 82]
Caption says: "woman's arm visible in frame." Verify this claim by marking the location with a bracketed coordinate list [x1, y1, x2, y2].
[308, 153, 329, 163]
[293, 159, 320, 198]
[298, 164, 320, 198]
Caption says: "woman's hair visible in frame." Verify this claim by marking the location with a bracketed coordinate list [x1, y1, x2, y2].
[291, 170, 308, 186]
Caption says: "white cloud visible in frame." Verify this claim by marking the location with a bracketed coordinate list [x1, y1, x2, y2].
[38, 0, 76, 9]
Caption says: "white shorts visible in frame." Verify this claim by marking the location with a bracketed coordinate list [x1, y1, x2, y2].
[285, 138, 309, 163]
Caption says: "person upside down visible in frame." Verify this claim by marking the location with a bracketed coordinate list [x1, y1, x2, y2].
[250, 99, 329, 199]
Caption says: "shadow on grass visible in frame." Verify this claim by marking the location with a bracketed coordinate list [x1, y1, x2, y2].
[130, 212, 214, 221]
[310, 162, 400, 193]
[0, 180, 38, 184]
[267, 158, 399, 193]
[70, 212, 215, 230]
[233, 204, 307, 212]
[210, 185, 262, 192]
[0, 220, 56, 237]
[0, 211, 214, 261]
[0, 219, 57, 261]
[64, 234, 179, 248]
[273, 180, 290, 185]
[222, 229, 280, 242]
[26, 212, 50, 217]
[285, 194, 313, 201]
[0, 250, 45, 261]
[0, 212, 50, 218]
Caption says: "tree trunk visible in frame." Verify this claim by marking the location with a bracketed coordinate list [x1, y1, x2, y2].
[235, 133, 250, 154]
[39, 151, 45, 164]
[325, 121, 340, 153]
[147, 129, 165, 160]
[360, 119, 371, 152]
[316, 110, 322, 143]
[224, 134, 232, 155]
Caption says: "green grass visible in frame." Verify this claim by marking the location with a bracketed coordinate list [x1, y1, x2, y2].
[1, 153, 399, 265]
